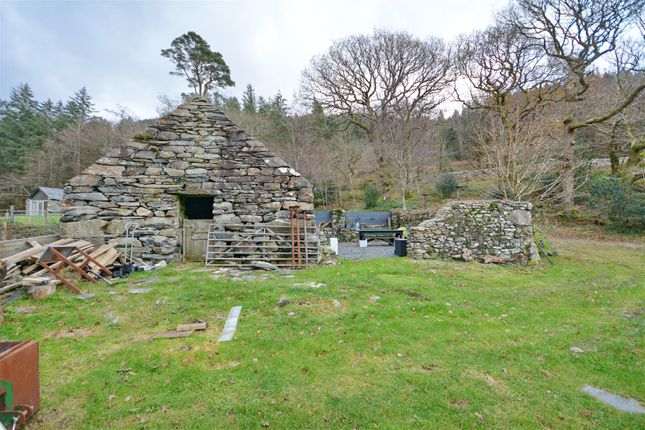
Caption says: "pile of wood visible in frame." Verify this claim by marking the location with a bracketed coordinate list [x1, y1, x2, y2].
[0, 238, 123, 302]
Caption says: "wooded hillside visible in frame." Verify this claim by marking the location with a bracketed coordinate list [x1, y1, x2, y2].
[1, 0, 642, 231]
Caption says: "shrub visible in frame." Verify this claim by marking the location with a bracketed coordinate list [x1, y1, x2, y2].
[587, 175, 645, 231]
[533, 227, 558, 257]
[133, 131, 152, 140]
[313, 181, 339, 207]
[363, 185, 380, 209]
[436, 173, 458, 199]
[486, 185, 507, 200]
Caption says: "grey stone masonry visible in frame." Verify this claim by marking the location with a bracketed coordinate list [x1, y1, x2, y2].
[408, 200, 540, 263]
[60, 96, 314, 262]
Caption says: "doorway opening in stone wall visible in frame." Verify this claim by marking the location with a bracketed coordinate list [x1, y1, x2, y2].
[179, 195, 214, 220]
[179, 195, 214, 261]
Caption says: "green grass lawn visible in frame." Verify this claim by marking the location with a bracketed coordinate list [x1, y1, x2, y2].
[2, 239, 644, 429]
[3, 214, 61, 226]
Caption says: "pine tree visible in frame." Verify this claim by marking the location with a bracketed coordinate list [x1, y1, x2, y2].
[161, 31, 234, 96]
[64, 87, 95, 125]
[310, 99, 331, 140]
[270, 91, 288, 116]
[223, 96, 241, 112]
[263, 91, 290, 141]
[0, 84, 54, 173]
[256, 96, 269, 115]
[242, 84, 257, 113]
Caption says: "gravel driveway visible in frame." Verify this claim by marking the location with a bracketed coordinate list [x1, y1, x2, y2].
[338, 241, 396, 260]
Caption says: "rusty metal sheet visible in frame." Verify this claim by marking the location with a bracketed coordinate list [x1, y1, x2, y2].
[0, 341, 40, 420]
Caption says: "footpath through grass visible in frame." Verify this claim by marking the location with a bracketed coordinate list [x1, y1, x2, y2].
[1, 239, 644, 429]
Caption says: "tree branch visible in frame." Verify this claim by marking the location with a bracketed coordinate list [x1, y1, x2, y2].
[569, 83, 645, 130]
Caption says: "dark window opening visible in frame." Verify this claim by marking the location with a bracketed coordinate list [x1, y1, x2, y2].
[180, 195, 214, 220]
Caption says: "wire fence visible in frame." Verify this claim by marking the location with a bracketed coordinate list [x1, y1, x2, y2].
[0, 207, 60, 240]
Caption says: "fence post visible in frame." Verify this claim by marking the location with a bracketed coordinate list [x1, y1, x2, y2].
[9, 205, 14, 222]
[44, 201, 49, 225]
[1, 210, 8, 241]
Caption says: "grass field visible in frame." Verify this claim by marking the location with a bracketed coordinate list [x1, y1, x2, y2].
[0, 214, 59, 240]
[0, 214, 60, 226]
[2, 239, 644, 429]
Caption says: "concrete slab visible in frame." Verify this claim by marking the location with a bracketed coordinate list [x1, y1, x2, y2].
[582, 386, 645, 414]
[218, 306, 242, 342]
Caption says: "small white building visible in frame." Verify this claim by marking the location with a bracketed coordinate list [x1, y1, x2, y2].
[26, 187, 68, 215]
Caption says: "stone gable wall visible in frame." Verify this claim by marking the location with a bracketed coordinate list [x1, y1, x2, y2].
[408, 200, 540, 262]
[60, 97, 314, 262]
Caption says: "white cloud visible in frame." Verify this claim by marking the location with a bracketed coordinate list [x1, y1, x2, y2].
[0, 0, 509, 119]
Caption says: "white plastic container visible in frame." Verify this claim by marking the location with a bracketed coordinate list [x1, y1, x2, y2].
[359, 239, 368, 248]
[329, 238, 339, 255]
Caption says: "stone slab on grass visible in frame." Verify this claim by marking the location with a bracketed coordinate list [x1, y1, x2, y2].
[582, 386, 645, 414]
[128, 287, 152, 294]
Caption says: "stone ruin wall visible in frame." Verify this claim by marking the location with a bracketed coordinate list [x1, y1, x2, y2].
[408, 200, 540, 262]
[391, 208, 437, 230]
[60, 97, 314, 262]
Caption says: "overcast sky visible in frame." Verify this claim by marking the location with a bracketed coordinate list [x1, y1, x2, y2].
[1, 0, 509, 119]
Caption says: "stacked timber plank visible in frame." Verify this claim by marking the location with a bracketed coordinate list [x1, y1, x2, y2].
[0, 238, 123, 301]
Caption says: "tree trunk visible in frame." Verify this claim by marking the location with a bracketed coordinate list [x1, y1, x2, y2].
[609, 121, 621, 176]
[376, 153, 391, 200]
[624, 134, 645, 183]
[561, 125, 576, 213]
[349, 173, 356, 205]
[609, 148, 620, 176]
[399, 161, 408, 210]
[561, 78, 579, 215]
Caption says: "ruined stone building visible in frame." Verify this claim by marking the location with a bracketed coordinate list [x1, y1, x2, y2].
[408, 200, 540, 263]
[60, 97, 315, 265]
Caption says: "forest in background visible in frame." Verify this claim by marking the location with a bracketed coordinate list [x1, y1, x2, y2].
[0, 84, 147, 205]
[1, 0, 643, 232]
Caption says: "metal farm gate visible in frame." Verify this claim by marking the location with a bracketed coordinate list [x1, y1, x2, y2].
[204, 209, 318, 269]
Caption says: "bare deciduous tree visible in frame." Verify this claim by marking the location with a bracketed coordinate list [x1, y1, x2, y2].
[375, 116, 434, 209]
[454, 18, 563, 201]
[508, 0, 645, 212]
[300, 30, 453, 203]
[473, 107, 561, 200]
[16, 113, 145, 193]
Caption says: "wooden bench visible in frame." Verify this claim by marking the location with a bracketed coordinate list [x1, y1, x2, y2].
[358, 229, 404, 244]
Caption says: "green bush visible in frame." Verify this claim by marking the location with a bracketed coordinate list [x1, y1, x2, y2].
[133, 131, 152, 140]
[363, 185, 381, 209]
[486, 185, 507, 200]
[436, 173, 458, 199]
[533, 227, 558, 257]
[586, 175, 645, 231]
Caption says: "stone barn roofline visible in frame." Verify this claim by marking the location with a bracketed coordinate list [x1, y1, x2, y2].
[60, 95, 315, 263]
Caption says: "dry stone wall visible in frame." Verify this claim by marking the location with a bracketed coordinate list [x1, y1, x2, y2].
[408, 200, 540, 263]
[60, 97, 314, 262]
[391, 208, 437, 229]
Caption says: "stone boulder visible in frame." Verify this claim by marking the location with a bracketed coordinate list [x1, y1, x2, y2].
[60, 219, 107, 239]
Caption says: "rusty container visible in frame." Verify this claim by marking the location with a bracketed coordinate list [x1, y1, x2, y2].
[0, 341, 40, 422]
